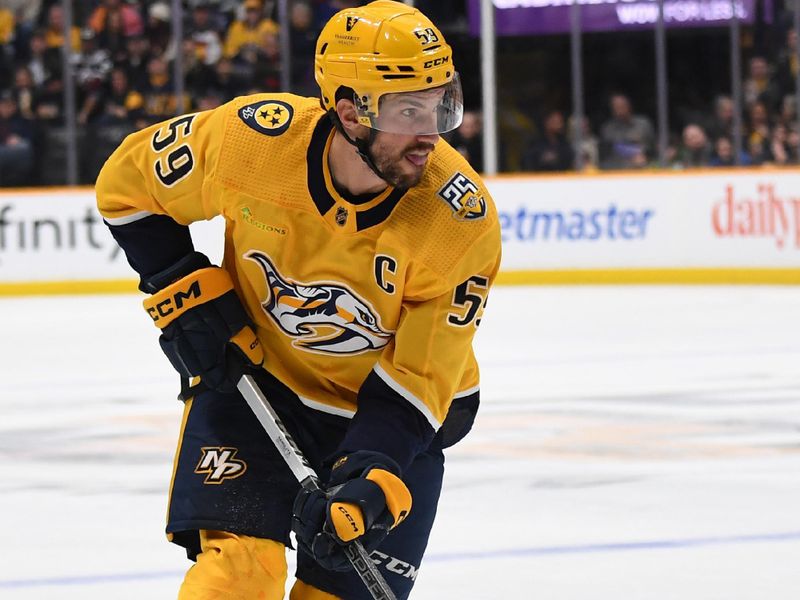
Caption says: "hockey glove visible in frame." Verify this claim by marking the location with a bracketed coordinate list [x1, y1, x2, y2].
[141, 252, 263, 393]
[292, 450, 412, 571]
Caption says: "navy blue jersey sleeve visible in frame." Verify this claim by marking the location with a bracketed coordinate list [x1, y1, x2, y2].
[105, 213, 194, 290]
[336, 369, 436, 474]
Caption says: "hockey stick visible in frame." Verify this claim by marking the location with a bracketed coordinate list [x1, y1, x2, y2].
[237, 374, 398, 600]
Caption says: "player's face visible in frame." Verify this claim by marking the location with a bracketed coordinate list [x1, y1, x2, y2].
[368, 130, 438, 189]
[361, 88, 445, 188]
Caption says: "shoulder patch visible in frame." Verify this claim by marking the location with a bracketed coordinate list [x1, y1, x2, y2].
[437, 172, 487, 221]
[238, 99, 294, 136]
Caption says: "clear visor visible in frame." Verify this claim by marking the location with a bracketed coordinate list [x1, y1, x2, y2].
[357, 73, 464, 136]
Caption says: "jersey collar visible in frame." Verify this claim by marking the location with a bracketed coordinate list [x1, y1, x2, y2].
[306, 115, 407, 232]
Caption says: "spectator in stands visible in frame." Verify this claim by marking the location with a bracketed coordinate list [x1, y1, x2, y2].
[146, 2, 174, 59]
[181, 37, 217, 99]
[709, 136, 750, 167]
[125, 33, 151, 91]
[778, 94, 796, 128]
[12, 65, 39, 121]
[787, 125, 800, 163]
[448, 110, 484, 173]
[746, 100, 772, 163]
[75, 28, 113, 125]
[84, 66, 143, 182]
[0, 5, 14, 88]
[748, 136, 773, 165]
[743, 56, 779, 109]
[26, 30, 51, 87]
[188, 2, 224, 66]
[250, 29, 281, 93]
[186, 0, 240, 27]
[706, 94, 735, 141]
[567, 114, 599, 172]
[43, 4, 80, 53]
[3, 0, 41, 32]
[675, 124, 711, 168]
[97, 67, 143, 126]
[10, 4, 36, 69]
[0, 5, 12, 44]
[0, 91, 35, 186]
[774, 29, 798, 100]
[223, 0, 278, 60]
[497, 86, 535, 171]
[522, 109, 574, 171]
[289, 1, 316, 94]
[599, 93, 655, 169]
[769, 123, 793, 165]
[96, 3, 130, 63]
[139, 55, 191, 127]
[88, 0, 144, 39]
[210, 57, 249, 100]
[29, 27, 63, 124]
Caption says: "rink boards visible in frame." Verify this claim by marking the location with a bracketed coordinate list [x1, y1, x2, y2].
[1, 168, 800, 294]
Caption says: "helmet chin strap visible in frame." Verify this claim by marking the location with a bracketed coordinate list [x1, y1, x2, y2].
[329, 111, 401, 189]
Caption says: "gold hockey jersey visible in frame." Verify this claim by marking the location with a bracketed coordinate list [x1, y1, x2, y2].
[96, 93, 501, 460]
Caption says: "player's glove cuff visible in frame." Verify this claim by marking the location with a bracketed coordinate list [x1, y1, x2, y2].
[291, 451, 412, 571]
[140, 251, 211, 293]
[327, 451, 411, 530]
[141, 254, 264, 393]
[143, 266, 235, 328]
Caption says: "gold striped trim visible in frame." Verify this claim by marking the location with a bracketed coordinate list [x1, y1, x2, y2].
[3, 269, 800, 296]
[0, 279, 139, 295]
[496, 268, 800, 285]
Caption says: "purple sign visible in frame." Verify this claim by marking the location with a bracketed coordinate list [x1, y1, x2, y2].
[468, 0, 763, 36]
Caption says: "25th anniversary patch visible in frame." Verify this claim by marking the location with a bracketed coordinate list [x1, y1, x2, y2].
[238, 100, 294, 136]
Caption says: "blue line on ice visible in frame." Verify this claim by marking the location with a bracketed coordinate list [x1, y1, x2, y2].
[3, 531, 799, 589]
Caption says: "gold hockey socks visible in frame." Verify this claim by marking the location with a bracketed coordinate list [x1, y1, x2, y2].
[178, 530, 287, 600]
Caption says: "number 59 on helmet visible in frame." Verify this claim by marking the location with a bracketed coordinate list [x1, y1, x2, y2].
[314, 0, 464, 136]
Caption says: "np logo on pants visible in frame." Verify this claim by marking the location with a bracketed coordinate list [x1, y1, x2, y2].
[195, 447, 247, 484]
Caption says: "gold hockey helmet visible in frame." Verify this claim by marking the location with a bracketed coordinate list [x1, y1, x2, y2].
[315, 0, 463, 136]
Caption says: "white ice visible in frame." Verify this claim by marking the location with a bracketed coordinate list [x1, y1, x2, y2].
[1, 286, 799, 599]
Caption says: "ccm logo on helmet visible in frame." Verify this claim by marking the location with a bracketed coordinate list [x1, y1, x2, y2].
[424, 56, 450, 69]
[147, 281, 201, 322]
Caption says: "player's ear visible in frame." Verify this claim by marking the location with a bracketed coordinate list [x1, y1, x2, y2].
[335, 98, 363, 137]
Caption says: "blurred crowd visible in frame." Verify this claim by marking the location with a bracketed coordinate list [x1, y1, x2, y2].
[509, 44, 800, 173]
[0, 0, 331, 185]
[0, 0, 796, 186]
[453, 23, 800, 174]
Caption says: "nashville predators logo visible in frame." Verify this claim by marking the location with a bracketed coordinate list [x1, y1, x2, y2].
[238, 99, 293, 136]
[437, 172, 487, 221]
[194, 447, 247, 484]
[246, 250, 392, 355]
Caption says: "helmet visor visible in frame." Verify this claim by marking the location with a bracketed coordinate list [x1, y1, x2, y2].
[358, 73, 464, 135]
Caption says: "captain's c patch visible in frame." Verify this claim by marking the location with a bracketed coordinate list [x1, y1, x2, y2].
[238, 100, 293, 136]
[194, 447, 247, 484]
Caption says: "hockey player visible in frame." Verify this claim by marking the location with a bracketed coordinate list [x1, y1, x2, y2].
[96, 2, 500, 598]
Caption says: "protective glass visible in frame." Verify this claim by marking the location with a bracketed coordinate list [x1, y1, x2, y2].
[358, 73, 464, 135]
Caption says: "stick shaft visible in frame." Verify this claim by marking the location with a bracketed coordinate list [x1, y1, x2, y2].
[237, 375, 398, 600]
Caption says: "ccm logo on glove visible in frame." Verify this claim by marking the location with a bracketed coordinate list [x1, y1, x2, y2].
[144, 268, 233, 326]
[141, 257, 264, 392]
[335, 504, 361, 535]
[292, 451, 412, 571]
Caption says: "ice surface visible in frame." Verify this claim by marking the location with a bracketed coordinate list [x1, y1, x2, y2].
[1, 286, 798, 599]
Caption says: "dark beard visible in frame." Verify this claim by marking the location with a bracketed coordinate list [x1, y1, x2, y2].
[375, 158, 420, 190]
[372, 140, 435, 190]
